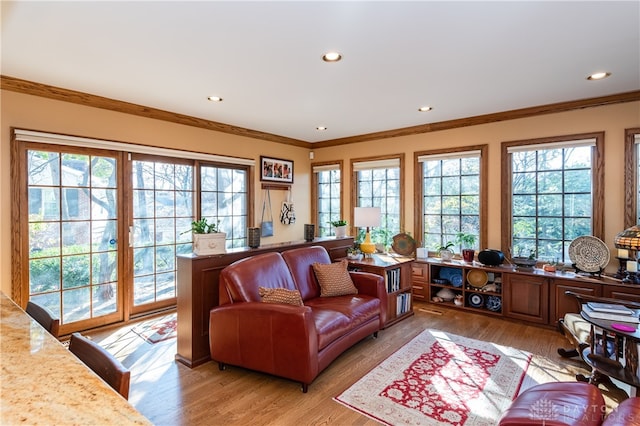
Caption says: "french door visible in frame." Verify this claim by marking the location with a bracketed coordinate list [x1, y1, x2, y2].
[130, 155, 194, 314]
[24, 145, 124, 334]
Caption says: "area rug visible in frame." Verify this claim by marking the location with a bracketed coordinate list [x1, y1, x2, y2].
[132, 314, 177, 344]
[334, 329, 532, 426]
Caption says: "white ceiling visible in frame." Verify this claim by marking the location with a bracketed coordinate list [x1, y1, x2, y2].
[2, 1, 639, 144]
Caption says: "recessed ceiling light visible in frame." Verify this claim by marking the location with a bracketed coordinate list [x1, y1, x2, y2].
[322, 52, 342, 62]
[586, 72, 611, 81]
[207, 96, 223, 102]
[418, 106, 433, 112]
[316, 126, 328, 131]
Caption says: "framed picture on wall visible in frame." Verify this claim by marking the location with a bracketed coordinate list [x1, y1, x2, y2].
[260, 156, 294, 184]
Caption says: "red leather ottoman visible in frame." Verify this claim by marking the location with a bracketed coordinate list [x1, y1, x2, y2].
[499, 382, 605, 426]
[602, 397, 640, 426]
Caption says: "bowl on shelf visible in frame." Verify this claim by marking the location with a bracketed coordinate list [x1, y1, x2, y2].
[467, 269, 488, 288]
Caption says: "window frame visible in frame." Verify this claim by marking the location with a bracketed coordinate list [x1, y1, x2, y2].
[414, 145, 488, 251]
[350, 154, 404, 241]
[311, 160, 344, 237]
[501, 132, 605, 261]
[624, 128, 640, 228]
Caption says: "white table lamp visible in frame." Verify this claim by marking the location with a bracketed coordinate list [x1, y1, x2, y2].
[354, 207, 381, 256]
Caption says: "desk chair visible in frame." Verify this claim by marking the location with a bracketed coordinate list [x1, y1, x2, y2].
[26, 301, 60, 338]
[68, 332, 130, 399]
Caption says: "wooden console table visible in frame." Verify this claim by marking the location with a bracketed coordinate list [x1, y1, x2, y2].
[176, 236, 354, 368]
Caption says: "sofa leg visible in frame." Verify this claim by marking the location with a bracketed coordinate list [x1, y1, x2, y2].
[301, 383, 308, 393]
[373, 331, 378, 338]
[218, 362, 226, 371]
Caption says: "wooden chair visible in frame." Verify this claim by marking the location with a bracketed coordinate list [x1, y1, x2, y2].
[68, 332, 131, 399]
[26, 300, 60, 338]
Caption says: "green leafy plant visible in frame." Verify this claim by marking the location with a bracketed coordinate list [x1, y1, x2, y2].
[455, 232, 477, 248]
[329, 219, 348, 227]
[435, 241, 454, 253]
[184, 218, 220, 234]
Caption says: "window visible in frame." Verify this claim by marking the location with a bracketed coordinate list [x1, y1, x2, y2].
[416, 147, 486, 252]
[352, 156, 403, 246]
[312, 162, 342, 237]
[200, 163, 249, 248]
[502, 133, 604, 263]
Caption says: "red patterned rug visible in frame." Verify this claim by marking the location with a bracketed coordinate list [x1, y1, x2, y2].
[335, 329, 532, 425]
[132, 314, 177, 344]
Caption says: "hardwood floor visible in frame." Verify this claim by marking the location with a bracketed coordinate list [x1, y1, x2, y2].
[87, 302, 630, 425]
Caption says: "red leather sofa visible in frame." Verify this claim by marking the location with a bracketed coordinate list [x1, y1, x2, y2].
[209, 246, 386, 392]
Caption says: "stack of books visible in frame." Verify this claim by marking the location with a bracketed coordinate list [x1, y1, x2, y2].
[582, 302, 640, 323]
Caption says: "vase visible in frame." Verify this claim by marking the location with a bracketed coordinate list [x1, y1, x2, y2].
[193, 232, 227, 255]
[304, 224, 315, 242]
[247, 227, 260, 248]
[334, 225, 347, 238]
[440, 249, 454, 261]
[462, 249, 475, 263]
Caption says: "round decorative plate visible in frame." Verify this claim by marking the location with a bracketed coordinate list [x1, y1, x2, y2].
[485, 296, 502, 312]
[568, 236, 610, 273]
[392, 233, 416, 256]
[468, 293, 484, 308]
[466, 269, 488, 288]
[450, 274, 463, 288]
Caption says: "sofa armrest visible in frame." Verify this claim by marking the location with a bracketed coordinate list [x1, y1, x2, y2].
[209, 302, 319, 385]
[350, 271, 387, 327]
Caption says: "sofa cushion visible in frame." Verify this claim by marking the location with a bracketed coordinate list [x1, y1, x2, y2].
[259, 287, 303, 306]
[312, 260, 358, 297]
[221, 252, 297, 303]
[281, 246, 330, 300]
[305, 295, 380, 349]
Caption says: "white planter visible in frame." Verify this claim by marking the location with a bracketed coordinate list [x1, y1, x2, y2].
[193, 233, 227, 255]
[334, 225, 347, 238]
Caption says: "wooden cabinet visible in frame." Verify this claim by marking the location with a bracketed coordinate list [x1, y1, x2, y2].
[176, 237, 354, 368]
[419, 259, 505, 316]
[502, 274, 549, 324]
[602, 284, 640, 302]
[348, 254, 414, 328]
[550, 278, 601, 327]
[415, 257, 640, 328]
[411, 262, 429, 302]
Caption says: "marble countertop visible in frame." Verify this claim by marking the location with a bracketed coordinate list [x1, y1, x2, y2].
[0, 293, 151, 425]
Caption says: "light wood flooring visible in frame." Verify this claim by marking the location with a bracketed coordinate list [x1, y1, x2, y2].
[87, 301, 631, 425]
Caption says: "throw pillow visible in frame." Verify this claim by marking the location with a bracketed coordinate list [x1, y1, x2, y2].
[258, 287, 304, 306]
[312, 260, 358, 297]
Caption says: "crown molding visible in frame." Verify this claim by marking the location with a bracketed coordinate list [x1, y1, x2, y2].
[0, 75, 310, 149]
[3, 75, 639, 149]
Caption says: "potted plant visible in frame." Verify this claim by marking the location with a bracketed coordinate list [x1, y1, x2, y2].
[184, 218, 226, 255]
[456, 232, 477, 263]
[329, 219, 348, 238]
[436, 241, 455, 261]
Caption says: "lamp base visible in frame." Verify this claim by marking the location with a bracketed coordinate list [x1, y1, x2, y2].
[360, 229, 376, 257]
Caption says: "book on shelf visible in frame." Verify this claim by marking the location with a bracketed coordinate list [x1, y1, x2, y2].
[587, 302, 634, 315]
[582, 304, 640, 323]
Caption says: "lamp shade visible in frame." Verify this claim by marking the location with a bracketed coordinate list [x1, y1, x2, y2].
[614, 225, 640, 250]
[354, 207, 381, 228]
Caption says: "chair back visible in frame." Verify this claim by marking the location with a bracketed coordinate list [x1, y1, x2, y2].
[26, 301, 60, 338]
[68, 332, 130, 399]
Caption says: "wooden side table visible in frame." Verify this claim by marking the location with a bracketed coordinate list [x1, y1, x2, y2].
[580, 310, 640, 396]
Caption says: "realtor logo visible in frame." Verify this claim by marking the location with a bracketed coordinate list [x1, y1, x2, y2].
[529, 398, 559, 422]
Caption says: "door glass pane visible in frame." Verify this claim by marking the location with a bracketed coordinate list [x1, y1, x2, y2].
[132, 159, 194, 307]
[27, 150, 119, 325]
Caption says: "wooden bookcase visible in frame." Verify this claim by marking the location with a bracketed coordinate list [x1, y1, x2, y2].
[348, 254, 414, 328]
